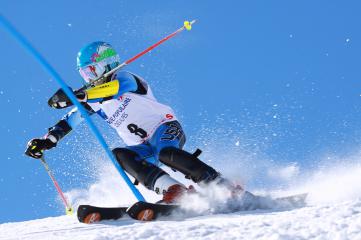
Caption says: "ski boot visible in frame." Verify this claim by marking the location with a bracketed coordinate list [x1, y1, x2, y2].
[162, 184, 196, 204]
[153, 174, 196, 204]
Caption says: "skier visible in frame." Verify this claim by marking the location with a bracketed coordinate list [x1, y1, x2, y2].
[25, 41, 241, 204]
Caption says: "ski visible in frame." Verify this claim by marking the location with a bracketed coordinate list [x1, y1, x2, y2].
[77, 202, 179, 224]
[77, 205, 128, 224]
[127, 201, 179, 221]
[275, 193, 308, 207]
[77, 193, 308, 224]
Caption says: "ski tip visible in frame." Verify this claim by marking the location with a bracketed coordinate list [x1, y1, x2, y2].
[137, 209, 155, 221]
[83, 212, 102, 224]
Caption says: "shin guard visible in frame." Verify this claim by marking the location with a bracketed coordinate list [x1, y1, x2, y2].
[112, 148, 167, 190]
[159, 147, 220, 183]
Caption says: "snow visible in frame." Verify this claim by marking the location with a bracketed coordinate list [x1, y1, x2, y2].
[267, 163, 300, 181]
[1, 200, 361, 240]
[2, 154, 361, 239]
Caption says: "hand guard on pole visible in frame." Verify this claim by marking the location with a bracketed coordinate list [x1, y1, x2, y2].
[25, 138, 56, 159]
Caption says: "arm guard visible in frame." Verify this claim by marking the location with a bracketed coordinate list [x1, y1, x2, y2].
[46, 103, 94, 142]
[47, 119, 72, 142]
[87, 71, 148, 103]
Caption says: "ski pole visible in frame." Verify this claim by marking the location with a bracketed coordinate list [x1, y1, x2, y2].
[40, 156, 73, 215]
[1, 17, 197, 203]
[83, 20, 197, 89]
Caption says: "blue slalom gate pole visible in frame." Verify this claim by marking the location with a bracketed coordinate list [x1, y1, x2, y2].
[0, 15, 145, 202]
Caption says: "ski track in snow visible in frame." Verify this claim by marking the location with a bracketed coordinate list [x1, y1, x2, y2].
[1, 200, 361, 240]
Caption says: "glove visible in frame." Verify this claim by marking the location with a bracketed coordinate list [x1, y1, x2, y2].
[25, 138, 57, 159]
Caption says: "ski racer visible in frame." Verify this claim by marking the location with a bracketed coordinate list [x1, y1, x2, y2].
[25, 41, 242, 203]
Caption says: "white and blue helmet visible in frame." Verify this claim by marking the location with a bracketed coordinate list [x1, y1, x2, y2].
[77, 41, 120, 83]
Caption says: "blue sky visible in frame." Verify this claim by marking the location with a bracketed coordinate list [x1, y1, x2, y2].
[1, 1, 361, 223]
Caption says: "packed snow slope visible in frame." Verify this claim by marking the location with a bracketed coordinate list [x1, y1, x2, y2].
[1, 160, 361, 240]
[1, 200, 361, 240]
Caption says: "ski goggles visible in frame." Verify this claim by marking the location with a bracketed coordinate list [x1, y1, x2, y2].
[78, 55, 120, 83]
[79, 63, 104, 83]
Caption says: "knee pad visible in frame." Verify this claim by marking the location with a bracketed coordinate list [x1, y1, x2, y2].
[112, 148, 167, 190]
[158, 147, 220, 183]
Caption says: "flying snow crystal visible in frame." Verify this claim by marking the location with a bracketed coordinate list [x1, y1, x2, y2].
[235, 141, 240, 146]
[267, 163, 299, 180]
[289, 34, 293, 38]
[67, 23, 72, 27]
[346, 38, 350, 42]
